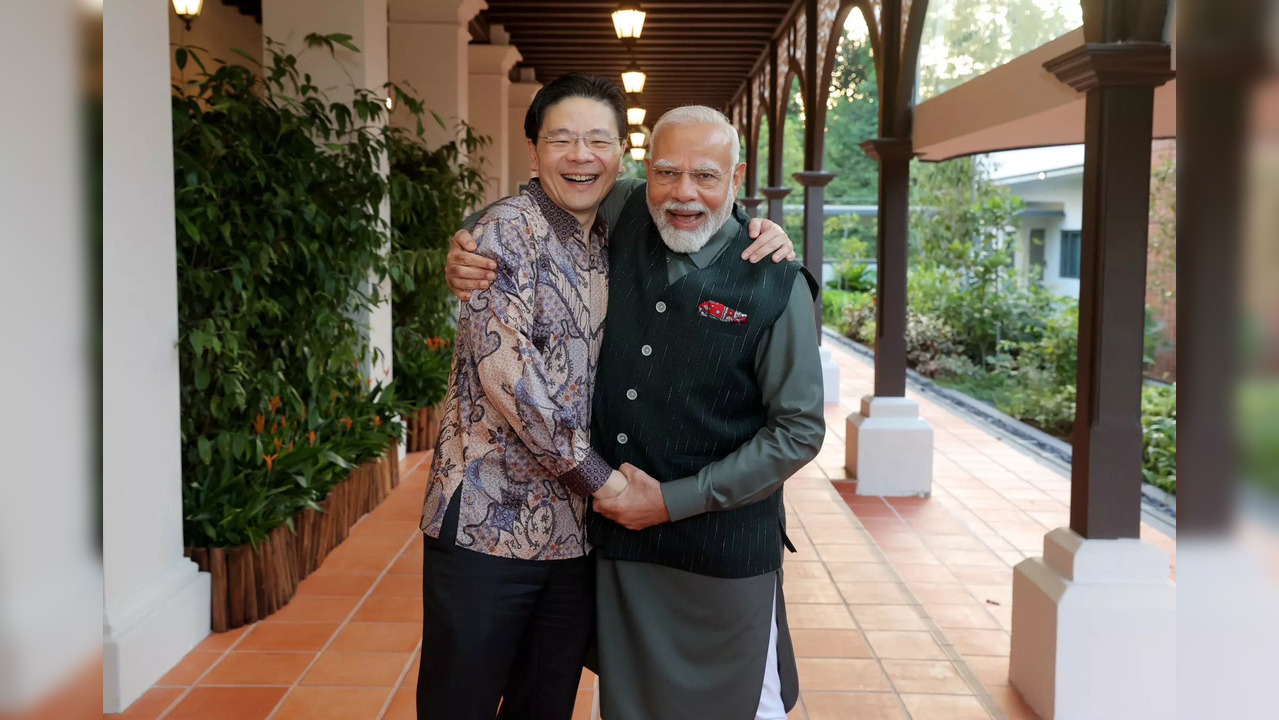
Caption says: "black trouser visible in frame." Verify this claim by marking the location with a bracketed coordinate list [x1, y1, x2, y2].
[417, 489, 595, 720]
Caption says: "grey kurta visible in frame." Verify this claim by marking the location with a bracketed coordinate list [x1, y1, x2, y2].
[593, 181, 825, 720]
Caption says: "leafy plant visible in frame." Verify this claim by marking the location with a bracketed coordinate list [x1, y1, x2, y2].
[172, 36, 410, 548]
[1141, 383, 1177, 494]
[386, 98, 487, 409]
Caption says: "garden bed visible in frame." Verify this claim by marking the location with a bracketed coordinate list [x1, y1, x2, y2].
[185, 441, 400, 632]
[404, 404, 444, 453]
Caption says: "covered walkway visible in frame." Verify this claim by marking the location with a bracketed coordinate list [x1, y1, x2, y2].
[111, 340, 1176, 720]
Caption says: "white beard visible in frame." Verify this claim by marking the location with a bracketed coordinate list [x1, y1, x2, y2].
[648, 191, 735, 254]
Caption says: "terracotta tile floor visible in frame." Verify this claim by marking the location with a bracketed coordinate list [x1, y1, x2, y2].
[112, 341, 1177, 720]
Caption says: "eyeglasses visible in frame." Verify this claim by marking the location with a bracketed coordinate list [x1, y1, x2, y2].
[650, 167, 725, 189]
[540, 133, 624, 152]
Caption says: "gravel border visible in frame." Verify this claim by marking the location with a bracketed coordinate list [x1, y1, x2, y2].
[822, 327, 1178, 535]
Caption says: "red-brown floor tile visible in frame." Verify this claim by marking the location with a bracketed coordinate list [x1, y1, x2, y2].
[265, 595, 362, 624]
[238, 622, 339, 652]
[783, 561, 833, 579]
[892, 563, 959, 585]
[947, 565, 1014, 586]
[899, 693, 993, 719]
[199, 652, 315, 686]
[382, 687, 417, 720]
[570, 689, 595, 720]
[388, 552, 424, 575]
[881, 659, 970, 694]
[369, 574, 423, 599]
[920, 534, 988, 552]
[271, 687, 391, 720]
[964, 584, 1013, 606]
[850, 605, 926, 632]
[192, 625, 249, 653]
[797, 658, 892, 692]
[990, 684, 1044, 719]
[814, 543, 878, 563]
[352, 596, 421, 624]
[934, 549, 1006, 567]
[964, 656, 1011, 687]
[802, 692, 907, 720]
[156, 651, 223, 686]
[786, 603, 856, 629]
[837, 582, 908, 605]
[785, 577, 844, 603]
[825, 562, 893, 583]
[111, 688, 183, 719]
[295, 573, 378, 598]
[404, 653, 422, 686]
[790, 628, 872, 658]
[580, 668, 596, 689]
[909, 583, 975, 606]
[880, 547, 940, 565]
[348, 519, 420, 541]
[924, 603, 1002, 630]
[947, 629, 1011, 657]
[864, 631, 947, 660]
[328, 622, 421, 653]
[301, 651, 411, 686]
[164, 686, 287, 720]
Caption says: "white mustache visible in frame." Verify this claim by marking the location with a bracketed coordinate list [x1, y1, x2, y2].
[660, 201, 709, 215]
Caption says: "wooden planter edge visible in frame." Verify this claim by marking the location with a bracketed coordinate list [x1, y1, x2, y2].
[185, 439, 402, 632]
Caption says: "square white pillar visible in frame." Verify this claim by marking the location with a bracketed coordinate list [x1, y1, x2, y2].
[1010, 528, 1175, 719]
[389, 0, 487, 149]
[103, 0, 211, 712]
[845, 395, 934, 496]
[469, 39, 521, 205]
[508, 77, 542, 195]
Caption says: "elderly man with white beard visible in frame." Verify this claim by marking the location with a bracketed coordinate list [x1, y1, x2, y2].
[446, 105, 825, 720]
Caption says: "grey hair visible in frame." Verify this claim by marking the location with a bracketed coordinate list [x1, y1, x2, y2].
[649, 105, 740, 166]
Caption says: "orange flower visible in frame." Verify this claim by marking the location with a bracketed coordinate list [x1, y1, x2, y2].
[288, 440, 294, 452]
[271, 421, 279, 434]
[308, 431, 316, 446]
[279, 415, 287, 428]
[340, 417, 354, 430]
[263, 453, 279, 470]
[253, 414, 265, 433]
[269, 396, 281, 412]
[426, 336, 449, 351]
[373, 416, 383, 428]
[273, 437, 283, 451]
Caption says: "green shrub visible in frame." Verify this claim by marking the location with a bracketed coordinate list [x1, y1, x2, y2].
[1141, 383, 1177, 494]
[828, 261, 877, 293]
[904, 311, 964, 377]
[1238, 382, 1278, 495]
[823, 289, 871, 335]
[173, 37, 408, 548]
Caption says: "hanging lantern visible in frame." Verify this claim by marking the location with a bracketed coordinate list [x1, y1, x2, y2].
[611, 2, 646, 42]
[629, 126, 647, 148]
[630, 147, 646, 161]
[621, 59, 647, 94]
[171, 0, 203, 30]
[627, 107, 647, 125]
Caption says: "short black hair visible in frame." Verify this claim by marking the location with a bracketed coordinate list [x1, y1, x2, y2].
[523, 73, 628, 142]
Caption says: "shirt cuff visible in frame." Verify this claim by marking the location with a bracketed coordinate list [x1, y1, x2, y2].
[556, 450, 614, 497]
[660, 476, 706, 523]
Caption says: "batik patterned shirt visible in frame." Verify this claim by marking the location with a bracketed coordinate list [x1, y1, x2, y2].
[420, 179, 613, 560]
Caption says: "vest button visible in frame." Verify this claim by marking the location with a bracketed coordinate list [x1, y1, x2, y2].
[655, 301, 667, 313]
[617, 433, 629, 445]
[626, 389, 637, 400]
[641, 345, 652, 356]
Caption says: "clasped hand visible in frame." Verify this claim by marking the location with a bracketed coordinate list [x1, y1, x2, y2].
[594, 463, 669, 531]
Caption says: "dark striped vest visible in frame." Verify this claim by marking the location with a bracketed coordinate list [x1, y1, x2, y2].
[587, 191, 808, 579]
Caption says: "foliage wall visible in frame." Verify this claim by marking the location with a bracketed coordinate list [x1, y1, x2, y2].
[173, 37, 409, 548]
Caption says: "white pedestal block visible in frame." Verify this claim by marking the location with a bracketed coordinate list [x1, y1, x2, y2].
[1010, 528, 1175, 720]
[818, 346, 840, 405]
[845, 396, 933, 496]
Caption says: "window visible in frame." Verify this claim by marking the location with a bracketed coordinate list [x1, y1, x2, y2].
[1059, 230, 1082, 279]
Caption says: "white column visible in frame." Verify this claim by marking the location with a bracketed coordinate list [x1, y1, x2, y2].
[1010, 528, 1175, 719]
[263, 0, 393, 383]
[508, 74, 542, 195]
[390, 0, 488, 148]
[103, 0, 212, 712]
[469, 34, 521, 205]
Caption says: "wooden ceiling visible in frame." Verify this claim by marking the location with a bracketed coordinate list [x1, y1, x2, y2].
[482, 0, 798, 121]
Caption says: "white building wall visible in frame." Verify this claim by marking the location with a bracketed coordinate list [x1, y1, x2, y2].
[990, 150, 1084, 300]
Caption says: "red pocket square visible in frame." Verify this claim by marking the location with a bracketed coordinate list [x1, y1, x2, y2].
[698, 300, 748, 325]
